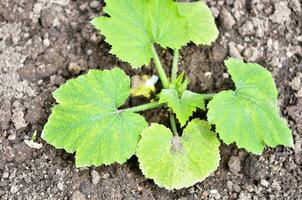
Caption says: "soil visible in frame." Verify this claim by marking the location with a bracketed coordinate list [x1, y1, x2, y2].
[1, 0, 302, 199]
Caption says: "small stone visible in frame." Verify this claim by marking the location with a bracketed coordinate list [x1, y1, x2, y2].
[228, 156, 241, 173]
[43, 38, 50, 47]
[68, 62, 82, 75]
[0, 102, 12, 130]
[102, 173, 110, 179]
[87, 49, 93, 56]
[71, 190, 86, 200]
[233, 184, 241, 193]
[209, 189, 221, 199]
[227, 180, 233, 191]
[79, 3, 89, 12]
[290, 75, 301, 91]
[220, 9, 236, 29]
[205, 72, 212, 77]
[90, 33, 101, 44]
[243, 47, 259, 62]
[2, 172, 9, 179]
[57, 181, 64, 191]
[8, 134, 16, 141]
[12, 109, 27, 130]
[188, 187, 195, 194]
[210, 7, 220, 18]
[223, 73, 229, 79]
[270, 2, 291, 24]
[53, 18, 61, 27]
[90, 1, 99, 9]
[260, 179, 269, 187]
[10, 185, 18, 194]
[51, 0, 70, 6]
[91, 170, 101, 185]
[229, 42, 243, 59]
[290, 0, 302, 13]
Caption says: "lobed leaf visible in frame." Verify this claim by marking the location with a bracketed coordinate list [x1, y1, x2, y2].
[207, 58, 293, 154]
[159, 89, 205, 127]
[92, 0, 189, 68]
[42, 68, 148, 167]
[137, 119, 220, 189]
[178, 1, 219, 45]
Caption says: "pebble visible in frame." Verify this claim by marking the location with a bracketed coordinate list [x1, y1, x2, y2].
[223, 73, 229, 79]
[260, 179, 269, 187]
[12, 109, 27, 130]
[228, 156, 241, 173]
[229, 42, 243, 59]
[102, 173, 110, 179]
[91, 170, 101, 185]
[188, 187, 195, 194]
[270, 2, 291, 24]
[8, 134, 16, 141]
[57, 181, 64, 191]
[227, 180, 233, 191]
[243, 47, 259, 62]
[43, 38, 50, 47]
[90, 1, 99, 9]
[205, 72, 212, 77]
[210, 7, 220, 18]
[290, 75, 301, 91]
[209, 189, 221, 199]
[79, 3, 89, 12]
[67, 62, 82, 75]
[220, 9, 236, 29]
[10, 185, 18, 194]
[2, 172, 9, 179]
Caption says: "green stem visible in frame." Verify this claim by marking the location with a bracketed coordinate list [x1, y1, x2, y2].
[171, 49, 179, 81]
[201, 93, 216, 101]
[119, 102, 163, 113]
[169, 113, 178, 136]
[151, 46, 170, 88]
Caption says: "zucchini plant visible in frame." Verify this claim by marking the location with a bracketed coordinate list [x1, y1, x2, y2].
[42, 0, 293, 189]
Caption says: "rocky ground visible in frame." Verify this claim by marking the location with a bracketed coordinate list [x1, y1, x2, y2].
[0, 0, 301, 199]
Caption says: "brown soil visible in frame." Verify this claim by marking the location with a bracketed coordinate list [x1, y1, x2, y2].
[1, 0, 301, 199]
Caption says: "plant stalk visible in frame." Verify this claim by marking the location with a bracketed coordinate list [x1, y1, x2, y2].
[151, 46, 170, 88]
[171, 49, 179, 81]
[169, 113, 178, 136]
[201, 93, 216, 101]
[118, 101, 163, 113]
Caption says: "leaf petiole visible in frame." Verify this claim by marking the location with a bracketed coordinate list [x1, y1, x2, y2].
[151, 46, 170, 88]
[171, 49, 179, 81]
[169, 113, 178, 136]
[119, 101, 163, 113]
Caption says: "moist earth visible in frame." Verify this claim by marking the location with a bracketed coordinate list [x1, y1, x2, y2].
[1, 0, 302, 199]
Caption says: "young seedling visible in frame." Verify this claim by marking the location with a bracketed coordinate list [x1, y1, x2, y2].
[42, 0, 293, 189]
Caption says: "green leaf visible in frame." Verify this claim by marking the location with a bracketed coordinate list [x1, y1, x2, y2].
[159, 89, 205, 127]
[178, 1, 219, 45]
[137, 119, 220, 189]
[91, 0, 189, 68]
[207, 58, 293, 154]
[42, 68, 148, 167]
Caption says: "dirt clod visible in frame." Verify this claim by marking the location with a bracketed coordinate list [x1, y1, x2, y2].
[228, 156, 241, 173]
